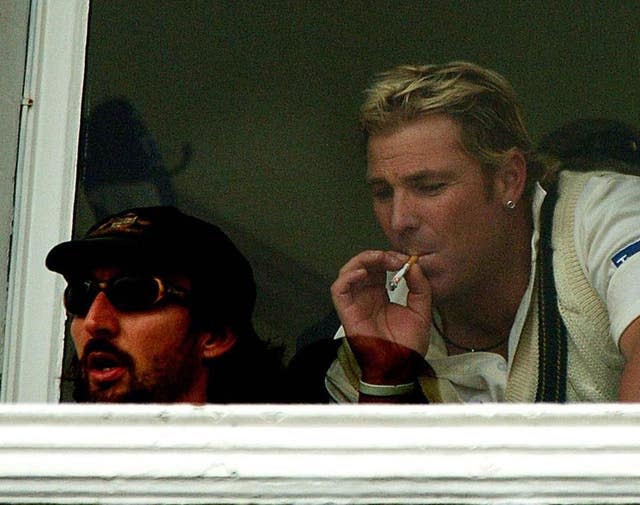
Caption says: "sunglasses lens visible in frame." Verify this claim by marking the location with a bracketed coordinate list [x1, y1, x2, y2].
[63, 276, 180, 316]
[108, 276, 160, 311]
[64, 282, 96, 316]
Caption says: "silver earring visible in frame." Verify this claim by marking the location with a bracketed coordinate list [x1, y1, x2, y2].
[506, 200, 516, 209]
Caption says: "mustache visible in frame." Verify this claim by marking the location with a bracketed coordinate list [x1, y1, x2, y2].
[80, 338, 134, 370]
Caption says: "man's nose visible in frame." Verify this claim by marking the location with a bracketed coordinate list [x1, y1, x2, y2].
[82, 291, 120, 338]
[390, 191, 419, 233]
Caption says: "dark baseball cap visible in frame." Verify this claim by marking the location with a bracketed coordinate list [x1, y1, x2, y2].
[46, 206, 256, 324]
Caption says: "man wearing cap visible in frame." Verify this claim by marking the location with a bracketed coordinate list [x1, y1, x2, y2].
[46, 206, 284, 404]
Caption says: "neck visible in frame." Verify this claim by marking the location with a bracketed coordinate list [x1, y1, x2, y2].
[176, 370, 209, 404]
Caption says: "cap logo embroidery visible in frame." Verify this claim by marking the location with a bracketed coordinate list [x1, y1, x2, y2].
[91, 214, 153, 237]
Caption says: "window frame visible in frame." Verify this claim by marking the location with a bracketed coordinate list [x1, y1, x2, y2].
[1, 0, 88, 402]
[1, 402, 640, 504]
[3, 3, 640, 503]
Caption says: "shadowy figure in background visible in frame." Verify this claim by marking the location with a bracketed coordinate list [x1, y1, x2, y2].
[538, 118, 640, 175]
[79, 98, 192, 220]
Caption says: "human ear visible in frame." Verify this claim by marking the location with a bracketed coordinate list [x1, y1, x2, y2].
[199, 327, 237, 359]
[496, 149, 527, 204]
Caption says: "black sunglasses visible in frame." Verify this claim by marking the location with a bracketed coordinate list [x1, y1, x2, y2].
[64, 275, 190, 316]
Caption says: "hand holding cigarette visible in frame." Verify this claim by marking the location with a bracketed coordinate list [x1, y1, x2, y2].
[330, 250, 432, 359]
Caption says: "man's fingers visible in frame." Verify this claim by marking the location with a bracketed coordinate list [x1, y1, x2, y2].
[338, 250, 407, 277]
[331, 268, 368, 301]
[403, 262, 432, 322]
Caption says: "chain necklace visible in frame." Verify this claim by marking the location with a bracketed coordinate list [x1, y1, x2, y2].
[433, 318, 509, 353]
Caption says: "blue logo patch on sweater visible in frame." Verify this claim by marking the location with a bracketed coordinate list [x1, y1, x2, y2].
[612, 239, 640, 267]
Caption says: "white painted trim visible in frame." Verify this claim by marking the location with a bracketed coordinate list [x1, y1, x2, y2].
[3, 4, 640, 504]
[2, 0, 89, 402]
[0, 403, 639, 503]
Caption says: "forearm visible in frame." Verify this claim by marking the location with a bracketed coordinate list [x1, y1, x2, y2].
[617, 317, 640, 401]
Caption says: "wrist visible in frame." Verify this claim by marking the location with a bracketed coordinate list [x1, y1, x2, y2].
[358, 379, 417, 397]
[346, 335, 424, 383]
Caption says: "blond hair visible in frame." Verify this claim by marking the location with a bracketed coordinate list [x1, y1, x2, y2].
[360, 62, 544, 195]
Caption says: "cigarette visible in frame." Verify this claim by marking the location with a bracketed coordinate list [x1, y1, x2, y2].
[389, 255, 418, 291]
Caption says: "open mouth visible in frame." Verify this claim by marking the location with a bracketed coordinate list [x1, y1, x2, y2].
[86, 351, 127, 383]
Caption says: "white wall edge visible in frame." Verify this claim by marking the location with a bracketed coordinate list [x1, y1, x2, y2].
[2, 0, 89, 402]
[0, 403, 639, 504]
[2, 5, 640, 504]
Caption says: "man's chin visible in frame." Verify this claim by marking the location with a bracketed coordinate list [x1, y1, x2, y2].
[86, 375, 137, 403]
[86, 378, 166, 403]
[87, 384, 132, 403]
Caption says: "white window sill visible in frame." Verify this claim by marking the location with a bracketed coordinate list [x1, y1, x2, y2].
[1, 403, 639, 504]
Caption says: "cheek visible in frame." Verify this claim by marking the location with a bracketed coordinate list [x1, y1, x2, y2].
[127, 311, 193, 352]
[445, 184, 496, 225]
[373, 202, 392, 229]
[447, 199, 503, 252]
[69, 318, 88, 354]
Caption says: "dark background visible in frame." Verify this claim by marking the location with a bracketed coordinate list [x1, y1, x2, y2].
[72, 0, 640, 365]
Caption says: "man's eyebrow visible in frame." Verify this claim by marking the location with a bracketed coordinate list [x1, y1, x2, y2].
[366, 168, 451, 185]
[365, 175, 387, 186]
[403, 171, 439, 183]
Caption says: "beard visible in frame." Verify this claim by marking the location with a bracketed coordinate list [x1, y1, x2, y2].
[77, 338, 203, 403]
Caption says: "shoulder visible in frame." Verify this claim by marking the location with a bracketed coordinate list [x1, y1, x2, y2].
[556, 169, 640, 215]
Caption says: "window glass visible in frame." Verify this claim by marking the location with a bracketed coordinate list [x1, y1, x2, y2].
[66, 0, 640, 401]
